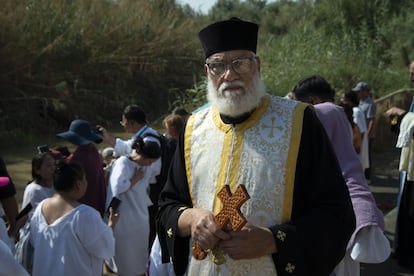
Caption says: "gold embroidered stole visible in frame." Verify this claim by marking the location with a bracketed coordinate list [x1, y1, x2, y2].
[184, 95, 306, 275]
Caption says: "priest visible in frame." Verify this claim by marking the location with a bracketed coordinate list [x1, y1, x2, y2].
[157, 17, 355, 276]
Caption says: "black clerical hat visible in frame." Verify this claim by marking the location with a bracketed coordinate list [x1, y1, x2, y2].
[198, 17, 258, 59]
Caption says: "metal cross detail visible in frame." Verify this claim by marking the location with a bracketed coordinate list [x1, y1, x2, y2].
[192, 184, 250, 261]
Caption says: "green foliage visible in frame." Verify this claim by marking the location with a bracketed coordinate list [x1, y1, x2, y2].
[0, 0, 204, 131]
[2, 0, 414, 148]
[170, 76, 208, 113]
[205, 0, 414, 101]
[261, 24, 408, 99]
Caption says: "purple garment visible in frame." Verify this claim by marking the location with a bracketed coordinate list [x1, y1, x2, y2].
[315, 102, 384, 247]
[68, 143, 106, 217]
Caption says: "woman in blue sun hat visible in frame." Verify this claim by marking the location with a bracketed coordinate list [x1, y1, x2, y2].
[57, 119, 106, 217]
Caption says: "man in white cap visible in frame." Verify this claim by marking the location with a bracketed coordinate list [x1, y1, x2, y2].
[352, 81, 376, 180]
[157, 17, 355, 276]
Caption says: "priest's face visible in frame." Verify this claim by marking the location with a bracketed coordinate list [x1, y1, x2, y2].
[205, 50, 266, 117]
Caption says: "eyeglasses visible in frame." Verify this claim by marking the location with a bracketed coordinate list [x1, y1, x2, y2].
[206, 56, 257, 77]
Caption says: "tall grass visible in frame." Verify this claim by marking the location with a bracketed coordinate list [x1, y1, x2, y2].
[2, 0, 414, 148]
[0, 0, 204, 146]
[260, 21, 409, 100]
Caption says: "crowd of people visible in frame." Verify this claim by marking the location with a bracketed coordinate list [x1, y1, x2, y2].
[0, 16, 412, 276]
[0, 104, 186, 275]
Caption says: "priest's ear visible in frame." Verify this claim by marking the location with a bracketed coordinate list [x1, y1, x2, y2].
[256, 56, 261, 73]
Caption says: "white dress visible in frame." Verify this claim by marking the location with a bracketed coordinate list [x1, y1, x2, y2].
[30, 200, 115, 276]
[22, 182, 54, 217]
[106, 156, 158, 275]
[353, 106, 369, 170]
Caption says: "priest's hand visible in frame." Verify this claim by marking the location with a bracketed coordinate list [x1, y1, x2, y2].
[385, 106, 406, 117]
[219, 224, 277, 259]
[178, 208, 230, 250]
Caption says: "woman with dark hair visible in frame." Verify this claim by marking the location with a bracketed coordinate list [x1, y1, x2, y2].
[339, 102, 362, 154]
[22, 152, 55, 218]
[342, 90, 370, 173]
[106, 136, 161, 275]
[30, 163, 119, 275]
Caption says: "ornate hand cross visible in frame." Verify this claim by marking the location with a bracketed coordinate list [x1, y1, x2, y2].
[192, 184, 250, 261]
[214, 184, 250, 230]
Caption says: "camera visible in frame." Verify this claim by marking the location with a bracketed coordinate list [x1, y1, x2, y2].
[37, 144, 50, 154]
[107, 197, 121, 215]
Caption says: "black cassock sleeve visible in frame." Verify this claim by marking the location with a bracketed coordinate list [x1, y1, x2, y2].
[157, 107, 356, 276]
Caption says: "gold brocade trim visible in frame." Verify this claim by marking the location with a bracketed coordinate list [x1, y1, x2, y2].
[185, 114, 195, 206]
[211, 96, 271, 214]
[282, 102, 307, 222]
[214, 128, 233, 214]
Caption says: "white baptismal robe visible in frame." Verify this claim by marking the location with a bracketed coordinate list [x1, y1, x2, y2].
[397, 112, 414, 180]
[0, 239, 29, 276]
[22, 182, 54, 217]
[30, 201, 115, 276]
[106, 156, 158, 275]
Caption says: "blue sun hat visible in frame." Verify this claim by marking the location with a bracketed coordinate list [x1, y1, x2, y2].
[57, 119, 102, 146]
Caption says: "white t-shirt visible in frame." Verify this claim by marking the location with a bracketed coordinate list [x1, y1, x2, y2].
[22, 182, 54, 216]
[30, 200, 115, 276]
[353, 107, 369, 169]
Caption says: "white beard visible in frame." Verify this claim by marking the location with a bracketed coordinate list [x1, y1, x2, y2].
[207, 73, 266, 117]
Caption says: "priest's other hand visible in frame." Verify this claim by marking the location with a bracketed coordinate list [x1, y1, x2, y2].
[219, 224, 277, 259]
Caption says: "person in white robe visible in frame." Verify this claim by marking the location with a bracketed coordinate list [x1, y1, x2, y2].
[30, 162, 119, 276]
[22, 152, 55, 218]
[0, 239, 29, 276]
[106, 136, 161, 275]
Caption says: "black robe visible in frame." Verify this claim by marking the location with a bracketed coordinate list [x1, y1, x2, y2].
[157, 107, 355, 276]
[390, 111, 414, 270]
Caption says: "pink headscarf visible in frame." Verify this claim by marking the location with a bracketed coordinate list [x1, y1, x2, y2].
[0, 176, 10, 187]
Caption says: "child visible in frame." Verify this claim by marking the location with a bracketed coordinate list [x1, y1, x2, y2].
[22, 152, 56, 218]
[30, 162, 119, 276]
